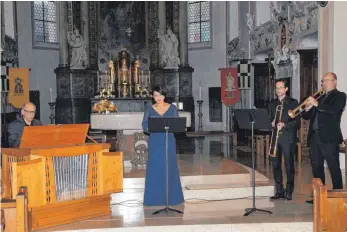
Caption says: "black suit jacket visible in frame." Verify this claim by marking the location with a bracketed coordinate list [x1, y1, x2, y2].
[269, 96, 299, 140]
[303, 89, 346, 146]
[7, 117, 42, 148]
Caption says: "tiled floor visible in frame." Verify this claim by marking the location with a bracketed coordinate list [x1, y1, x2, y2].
[38, 134, 346, 231]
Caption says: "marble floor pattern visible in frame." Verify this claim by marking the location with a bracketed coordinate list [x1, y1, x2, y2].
[39, 135, 346, 231]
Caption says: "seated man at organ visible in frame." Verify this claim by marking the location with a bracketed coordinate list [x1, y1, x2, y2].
[7, 102, 42, 148]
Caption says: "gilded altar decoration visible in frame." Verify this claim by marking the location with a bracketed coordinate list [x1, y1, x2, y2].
[95, 50, 151, 99]
[92, 99, 117, 113]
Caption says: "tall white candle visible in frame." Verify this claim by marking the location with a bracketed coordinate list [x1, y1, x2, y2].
[199, 83, 202, 100]
[49, 88, 53, 102]
[148, 70, 151, 88]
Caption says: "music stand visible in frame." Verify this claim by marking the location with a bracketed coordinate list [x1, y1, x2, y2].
[233, 109, 273, 216]
[148, 116, 186, 215]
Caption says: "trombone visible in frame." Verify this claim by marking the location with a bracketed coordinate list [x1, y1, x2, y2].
[268, 100, 284, 158]
[287, 89, 325, 118]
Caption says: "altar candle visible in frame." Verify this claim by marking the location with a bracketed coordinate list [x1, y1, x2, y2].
[129, 68, 132, 85]
[49, 88, 53, 102]
[148, 71, 151, 88]
[141, 70, 144, 86]
[199, 82, 202, 100]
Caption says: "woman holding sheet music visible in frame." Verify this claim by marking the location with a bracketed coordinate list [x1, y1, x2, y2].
[142, 85, 184, 206]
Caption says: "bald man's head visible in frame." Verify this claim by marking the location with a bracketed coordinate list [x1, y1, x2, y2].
[21, 102, 36, 125]
[322, 72, 337, 92]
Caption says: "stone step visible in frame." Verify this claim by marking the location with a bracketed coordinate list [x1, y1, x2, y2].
[53, 222, 313, 232]
[123, 173, 253, 189]
[110, 183, 274, 205]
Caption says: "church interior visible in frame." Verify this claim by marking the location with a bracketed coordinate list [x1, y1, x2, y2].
[1, 1, 347, 232]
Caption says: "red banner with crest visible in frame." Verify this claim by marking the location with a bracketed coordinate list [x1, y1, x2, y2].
[220, 67, 240, 107]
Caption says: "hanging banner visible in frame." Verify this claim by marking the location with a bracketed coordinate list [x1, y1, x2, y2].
[220, 67, 240, 107]
[8, 68, 29, 109]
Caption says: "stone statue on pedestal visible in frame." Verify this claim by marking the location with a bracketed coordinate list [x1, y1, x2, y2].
[67, 27, 87, 69]
[275, 44, 290, 64]
[158, 27, 180, 69]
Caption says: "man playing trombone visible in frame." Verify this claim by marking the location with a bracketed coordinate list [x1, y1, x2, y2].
[302, 72, 346, 203]
[269, 79, 299, 201]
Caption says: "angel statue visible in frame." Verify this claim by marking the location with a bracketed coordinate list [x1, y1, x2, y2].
[246, 13, 254, 31]
[67, 27, 87, 69]
[158, 27, 180, 69]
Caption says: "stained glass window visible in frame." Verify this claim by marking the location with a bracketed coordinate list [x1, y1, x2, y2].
[33, 1, 57, 43]
[188, 1, 210, 43]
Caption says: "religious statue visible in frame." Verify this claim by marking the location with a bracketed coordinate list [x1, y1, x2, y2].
[67, 27, 87, 69]
[158, 27, 180, 69]
[246, 13, 254, 31]
[275, 44, 290, 64]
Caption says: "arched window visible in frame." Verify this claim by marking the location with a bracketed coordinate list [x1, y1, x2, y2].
[32, 1, 58, 49]
[188, 1, 212, 49]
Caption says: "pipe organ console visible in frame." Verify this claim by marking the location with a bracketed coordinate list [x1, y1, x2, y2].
[1, 124, 123, 230]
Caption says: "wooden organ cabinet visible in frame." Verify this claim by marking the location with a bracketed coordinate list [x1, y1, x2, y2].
[1, 124, 123, 230]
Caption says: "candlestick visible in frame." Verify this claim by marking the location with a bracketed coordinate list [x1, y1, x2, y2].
[97, 71, 100, 93]
[49, 88, 53, 102]
[141, 70, 144, 86]
[197, 100, 204, 131]
[48, 102, 56, 124]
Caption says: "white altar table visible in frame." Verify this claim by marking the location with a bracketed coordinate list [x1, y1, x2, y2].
[90, 111, 191, 130]
[90, 112, 191, 167]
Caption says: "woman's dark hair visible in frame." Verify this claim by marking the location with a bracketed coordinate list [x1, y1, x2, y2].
[152, 85, 166, 97]
[151, 85, 167, 103]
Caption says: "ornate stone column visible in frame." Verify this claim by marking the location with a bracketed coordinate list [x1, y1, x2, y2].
[58, 1, 68, 66]
[158, 1, 166, 34]
[318, 2, 334, 79]
[179, 1, 188, 67]
[81, 1, 89, 67]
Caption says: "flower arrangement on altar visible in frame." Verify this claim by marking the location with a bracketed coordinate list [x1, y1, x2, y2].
[92, 99, 117, 114]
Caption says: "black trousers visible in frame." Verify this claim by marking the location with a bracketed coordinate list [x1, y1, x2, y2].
[271, 134, 296, 194]
[309, 133, 343, 189]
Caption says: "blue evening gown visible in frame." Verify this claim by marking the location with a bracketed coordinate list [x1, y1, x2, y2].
[142, 104, 184, 206]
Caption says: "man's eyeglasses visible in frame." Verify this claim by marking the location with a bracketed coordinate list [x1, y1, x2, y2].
[23, 109, 36, 115]
[321, 79, 334, 83]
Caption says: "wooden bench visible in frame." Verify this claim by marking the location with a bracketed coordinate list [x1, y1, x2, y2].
[313, 178, 347, 232]
[1, 187, 29, 232]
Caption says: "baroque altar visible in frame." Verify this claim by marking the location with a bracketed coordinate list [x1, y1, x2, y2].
[55, 2, 194, 128]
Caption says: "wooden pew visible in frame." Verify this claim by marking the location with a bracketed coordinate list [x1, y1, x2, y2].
[1, 124, 123, 231]
[313, 178, 347, 232]
[1, 187, 29, 232]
